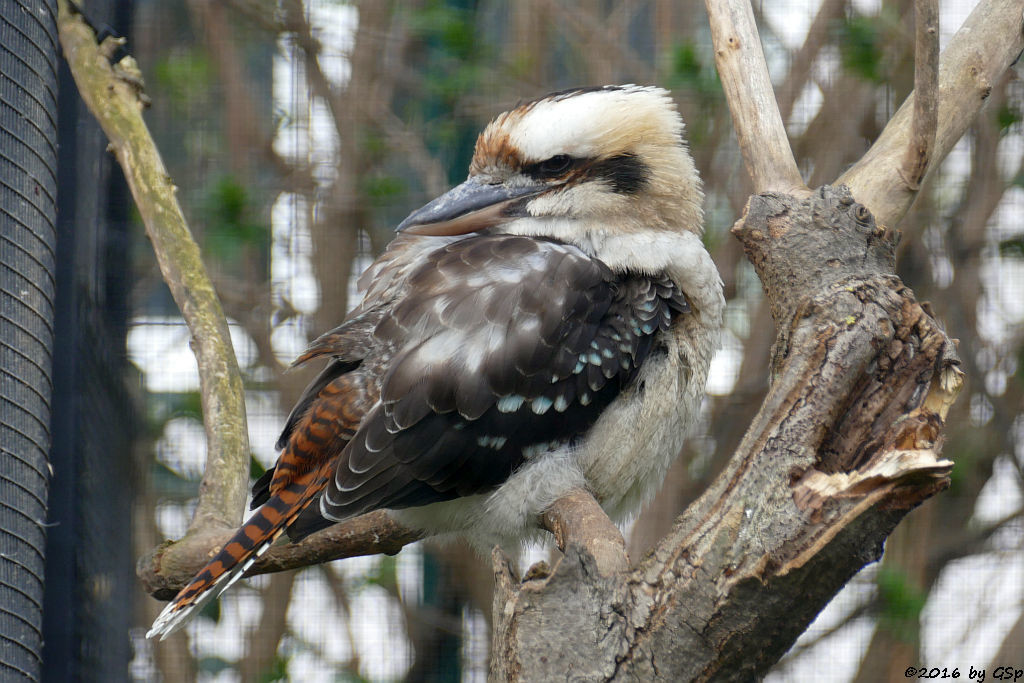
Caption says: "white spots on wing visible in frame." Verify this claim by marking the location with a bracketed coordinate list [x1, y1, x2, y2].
[476, 435, 508, 450]
[579, 392, 592, 406]
[553, 395, 569, 413]
[531, 396, 553, 414]
[497, 395, 526, 413]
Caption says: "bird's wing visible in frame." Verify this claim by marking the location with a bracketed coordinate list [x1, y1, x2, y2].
[318, 233, 690, 522]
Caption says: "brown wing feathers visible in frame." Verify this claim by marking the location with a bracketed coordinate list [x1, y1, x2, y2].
[146, 371, 370, 639]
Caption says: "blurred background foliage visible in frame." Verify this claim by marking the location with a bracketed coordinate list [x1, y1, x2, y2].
[117, 0, 1024, 680]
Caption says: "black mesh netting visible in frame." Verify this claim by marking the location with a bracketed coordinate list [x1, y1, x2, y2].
[0, 1, 59, 679]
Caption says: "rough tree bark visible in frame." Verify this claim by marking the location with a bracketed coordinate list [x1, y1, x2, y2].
[57, 0, 1024, 678]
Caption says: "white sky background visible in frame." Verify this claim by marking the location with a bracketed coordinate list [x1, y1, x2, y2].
[127, 1, 1024, 680]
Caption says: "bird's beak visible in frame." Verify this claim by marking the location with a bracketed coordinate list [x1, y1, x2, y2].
[396, 177, 544, 236]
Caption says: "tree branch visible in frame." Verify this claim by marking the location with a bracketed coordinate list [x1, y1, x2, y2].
[775, 0, 848, 123]
[540, 489, 629, 576]
[901, 0, 940, 190]
[838, 0, 1024, 226]
[138, 510, 422, 599]
[704, 0, 807, 194]
[57, 0, 250, 532]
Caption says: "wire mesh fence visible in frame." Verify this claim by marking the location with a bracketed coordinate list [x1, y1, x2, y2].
[33, 0, 1024, 679]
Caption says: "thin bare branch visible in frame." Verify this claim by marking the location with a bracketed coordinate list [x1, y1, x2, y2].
[371, 106, 449, 199]
[776, 0, 848, 123]
[838, 0, 1024, 226]
[704, 0, 807, 194]
[539, 0, 653, 80]
[240, 572, 295, 681]
[57, 0, 250, 532]
[901, 0, 940, 190]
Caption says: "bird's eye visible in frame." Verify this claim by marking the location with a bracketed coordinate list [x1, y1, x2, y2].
[538, 154, 572, 175]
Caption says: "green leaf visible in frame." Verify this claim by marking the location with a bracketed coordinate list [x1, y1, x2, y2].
[838, 16, 884, 83]
[151, 460, 200, 499]
[363, 175, 407, 206]
[178, 391, 203, 418]
[200, 176, 269, 261]
[364, 556, 398, 591]
[250, 453, 267, 481]
[998, 235, 1024, 259]
[198, 595, 222, 624]
[876, 567, 926, 641]
[257, 655, 290, 683]
[997, 104, 1021, 133]
[153, 48, 213, 109]
[197, 656, 232, 675]
[409, 3, 479, 60]
[666, 41, 721, 98]
[671, 42, 702, 83]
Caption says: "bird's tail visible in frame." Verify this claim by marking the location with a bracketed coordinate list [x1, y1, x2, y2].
[146, 461, 333, 640]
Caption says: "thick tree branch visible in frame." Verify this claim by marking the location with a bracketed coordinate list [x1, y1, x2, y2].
[705, 0, 807, 194]
[541, 489, 629, 576]
[57, 0, 250, 532]
[839, 0, 1024, 226]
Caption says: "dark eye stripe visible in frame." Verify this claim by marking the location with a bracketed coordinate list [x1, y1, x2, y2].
[521, 152, 650, 195]
[523, 154, 577, 180]
[586, 153, 650, 194]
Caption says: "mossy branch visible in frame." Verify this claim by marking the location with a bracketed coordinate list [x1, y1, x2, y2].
[57, 0, 250, 533]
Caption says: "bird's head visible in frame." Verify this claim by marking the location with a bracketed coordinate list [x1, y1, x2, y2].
[396, 86, 703, 246]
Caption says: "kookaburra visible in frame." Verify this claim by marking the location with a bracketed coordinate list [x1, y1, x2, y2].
[148, 85, 724, 639]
